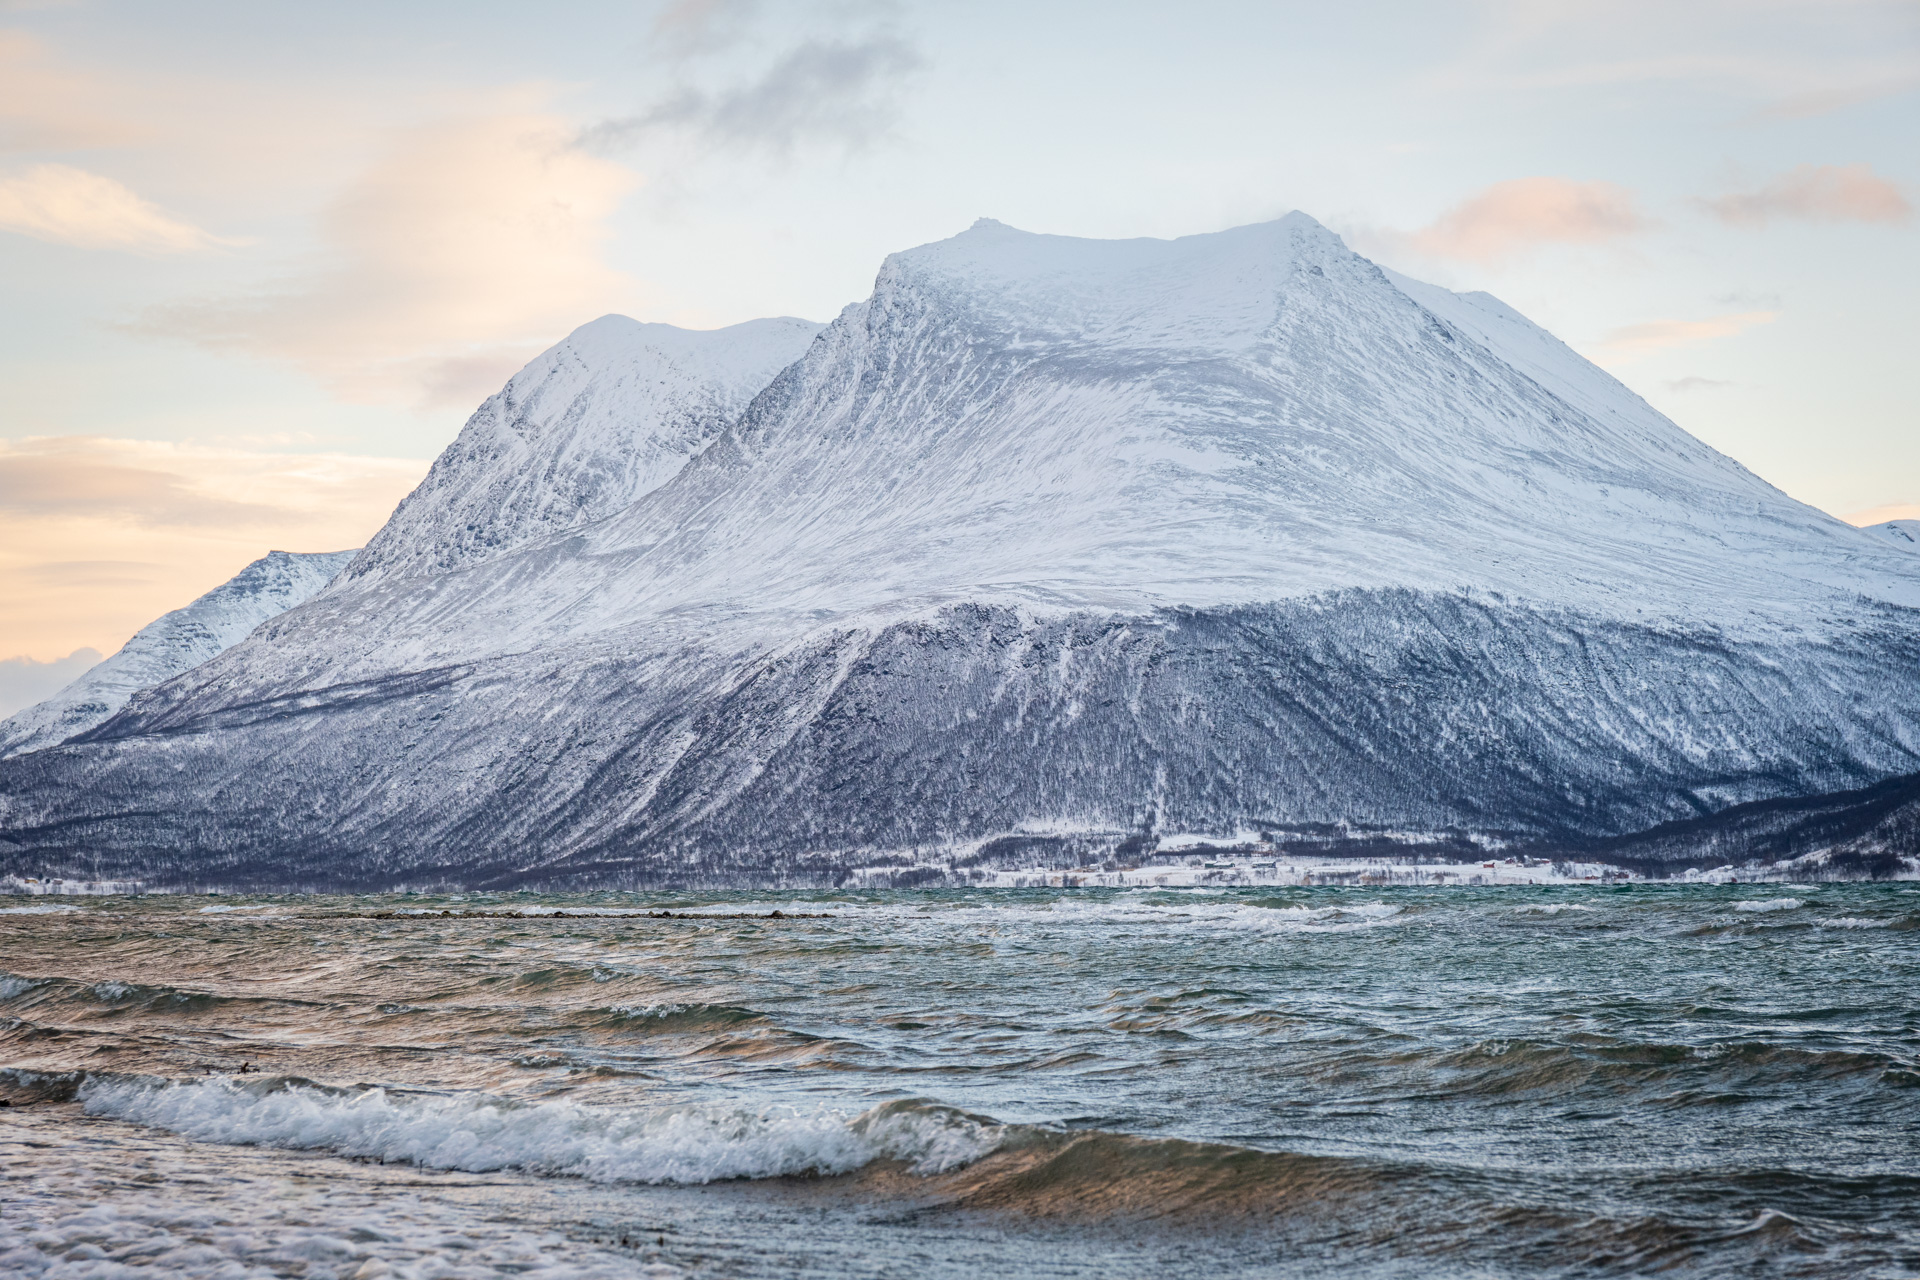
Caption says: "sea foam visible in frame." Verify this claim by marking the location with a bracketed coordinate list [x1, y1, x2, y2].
[77, 1075, 1000, 1185]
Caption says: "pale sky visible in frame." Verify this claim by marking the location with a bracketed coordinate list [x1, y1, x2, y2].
[1, 0, 1915, 675]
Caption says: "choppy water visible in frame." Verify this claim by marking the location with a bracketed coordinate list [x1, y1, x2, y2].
[3, 885, 1917, 1278]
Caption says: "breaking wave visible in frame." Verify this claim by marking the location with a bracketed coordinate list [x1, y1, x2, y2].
[71, 1073, 1001, 1185]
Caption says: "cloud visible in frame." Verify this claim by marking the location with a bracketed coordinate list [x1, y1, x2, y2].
[1844, 503, 1920, 527]
[0, 437, 427, 660]
[650, 0, 762, 57]
[141, 113, 639, 408]
[1759, 74, 1920, 119]
[1408, 177, 1649, 263]
[0, 648, 100, 720]
[0, 162, 233, 252]
[1666, 376, 1733, 392]
[585, 30, 923, 156]
[1435, 1, 1920, 118]
[0, 30, 133, 152]
[0, 438, 285, 525]
[1700, 163, 1912, 227]
[1593, 310, 1779, 361]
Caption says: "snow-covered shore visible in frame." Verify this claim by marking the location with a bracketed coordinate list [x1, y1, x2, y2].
[862, 851, 1920, 889]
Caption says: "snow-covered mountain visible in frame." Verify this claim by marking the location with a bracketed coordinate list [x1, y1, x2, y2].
[3, 215, 1918, 888]
[1872, 519, 1920, 551]
[0, 550, 355, 760]
[348, 315, 820, 583]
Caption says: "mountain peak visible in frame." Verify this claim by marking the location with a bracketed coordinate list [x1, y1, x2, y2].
[347, 314, 820, 583]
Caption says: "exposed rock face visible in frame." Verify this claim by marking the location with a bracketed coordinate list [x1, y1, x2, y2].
[3, 216, 1918, 888]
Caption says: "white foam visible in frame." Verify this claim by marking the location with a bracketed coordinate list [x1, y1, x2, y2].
[0, 904, 78, 914]
[197, 904, 279, 914]
[0, 974, 42, 999]
[1817, 917, 1891, 930]
[863, 896, 1407, 935]
[1732, 898, 1805, 913]
[0, 1118, 684, 1280]
[1513, 903, 1597, 915]
[78, 1076, 1000, 1185]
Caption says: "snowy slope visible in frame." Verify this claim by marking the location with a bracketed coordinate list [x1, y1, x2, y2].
[163, 216, 1917, 689]
[0, 550, 355, 759]
[4, 215, 1919, 886]
[1871, 519, 1920, 551]
[346, 315, 820, 584]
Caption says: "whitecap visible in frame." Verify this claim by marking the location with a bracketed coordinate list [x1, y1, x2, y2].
[77, 1075, 1001, 1185]
[1817, 917, 1889, 930]
[0, 903, 78, 914]
[198, 904, 278, 914]
[1732, 898, 1804, 913]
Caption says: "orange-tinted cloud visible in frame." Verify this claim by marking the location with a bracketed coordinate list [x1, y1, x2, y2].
[1591, 310, 1779, 362]
[1409, 177, 1648, 263]
[1701, 163, 1912, 227]
[144, 112, 641, 408]
[0, 163, 234, 252]
[1845, 503, 1920, 527]
[0, 29, 134, 153]
[0, 437, 425, 661]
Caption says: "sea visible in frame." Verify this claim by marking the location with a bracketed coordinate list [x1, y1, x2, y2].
[2, 884, 1916, 1279]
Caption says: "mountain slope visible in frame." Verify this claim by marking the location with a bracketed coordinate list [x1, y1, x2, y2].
[0, 550, 355, 760]
[1871, 519, 1920, 551]
[347, 314, 820, 584]
[3, 215, 1918, 888]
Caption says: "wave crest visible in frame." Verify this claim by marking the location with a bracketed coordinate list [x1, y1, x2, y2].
[74, 1073, 1001, 1185]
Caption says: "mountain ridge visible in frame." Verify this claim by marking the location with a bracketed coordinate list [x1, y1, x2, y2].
[0, 549, 356, 761]
[2, 213, 1916, 887]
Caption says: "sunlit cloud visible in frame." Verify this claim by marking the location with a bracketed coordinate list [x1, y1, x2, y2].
[141, 112, 640, 408]
[1592, 310, 1779, 362]
[1407, 177, 1648, 263]
[1700, 163, 1912, 227]
[0, 162, 234, 252]
[0, 437, 425, 660]
[1845, 503, 1920, 528]
[1665, 376, 1733, 393]
[0, 29, 132, 152]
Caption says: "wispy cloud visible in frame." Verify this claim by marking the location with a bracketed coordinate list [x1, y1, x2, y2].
[649, 0, 762, 57]
[1700, 163, 1911, 227]
[1844, 503, 1920, 527]
[1436, 0, 1920, 118]
[0, 436, 425, 530]
[0, 29, 133, 152]
[583, 2, 923, 158]
[140, 112, 639, 408]
[1666, 376, 1733, 392]
[1406, 177, 1649, 263]
[1594, 310, 1779, 361]
[586, 34, 921, 156]
[0, 163, 234, 252]
[0, 437, 426, 659]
